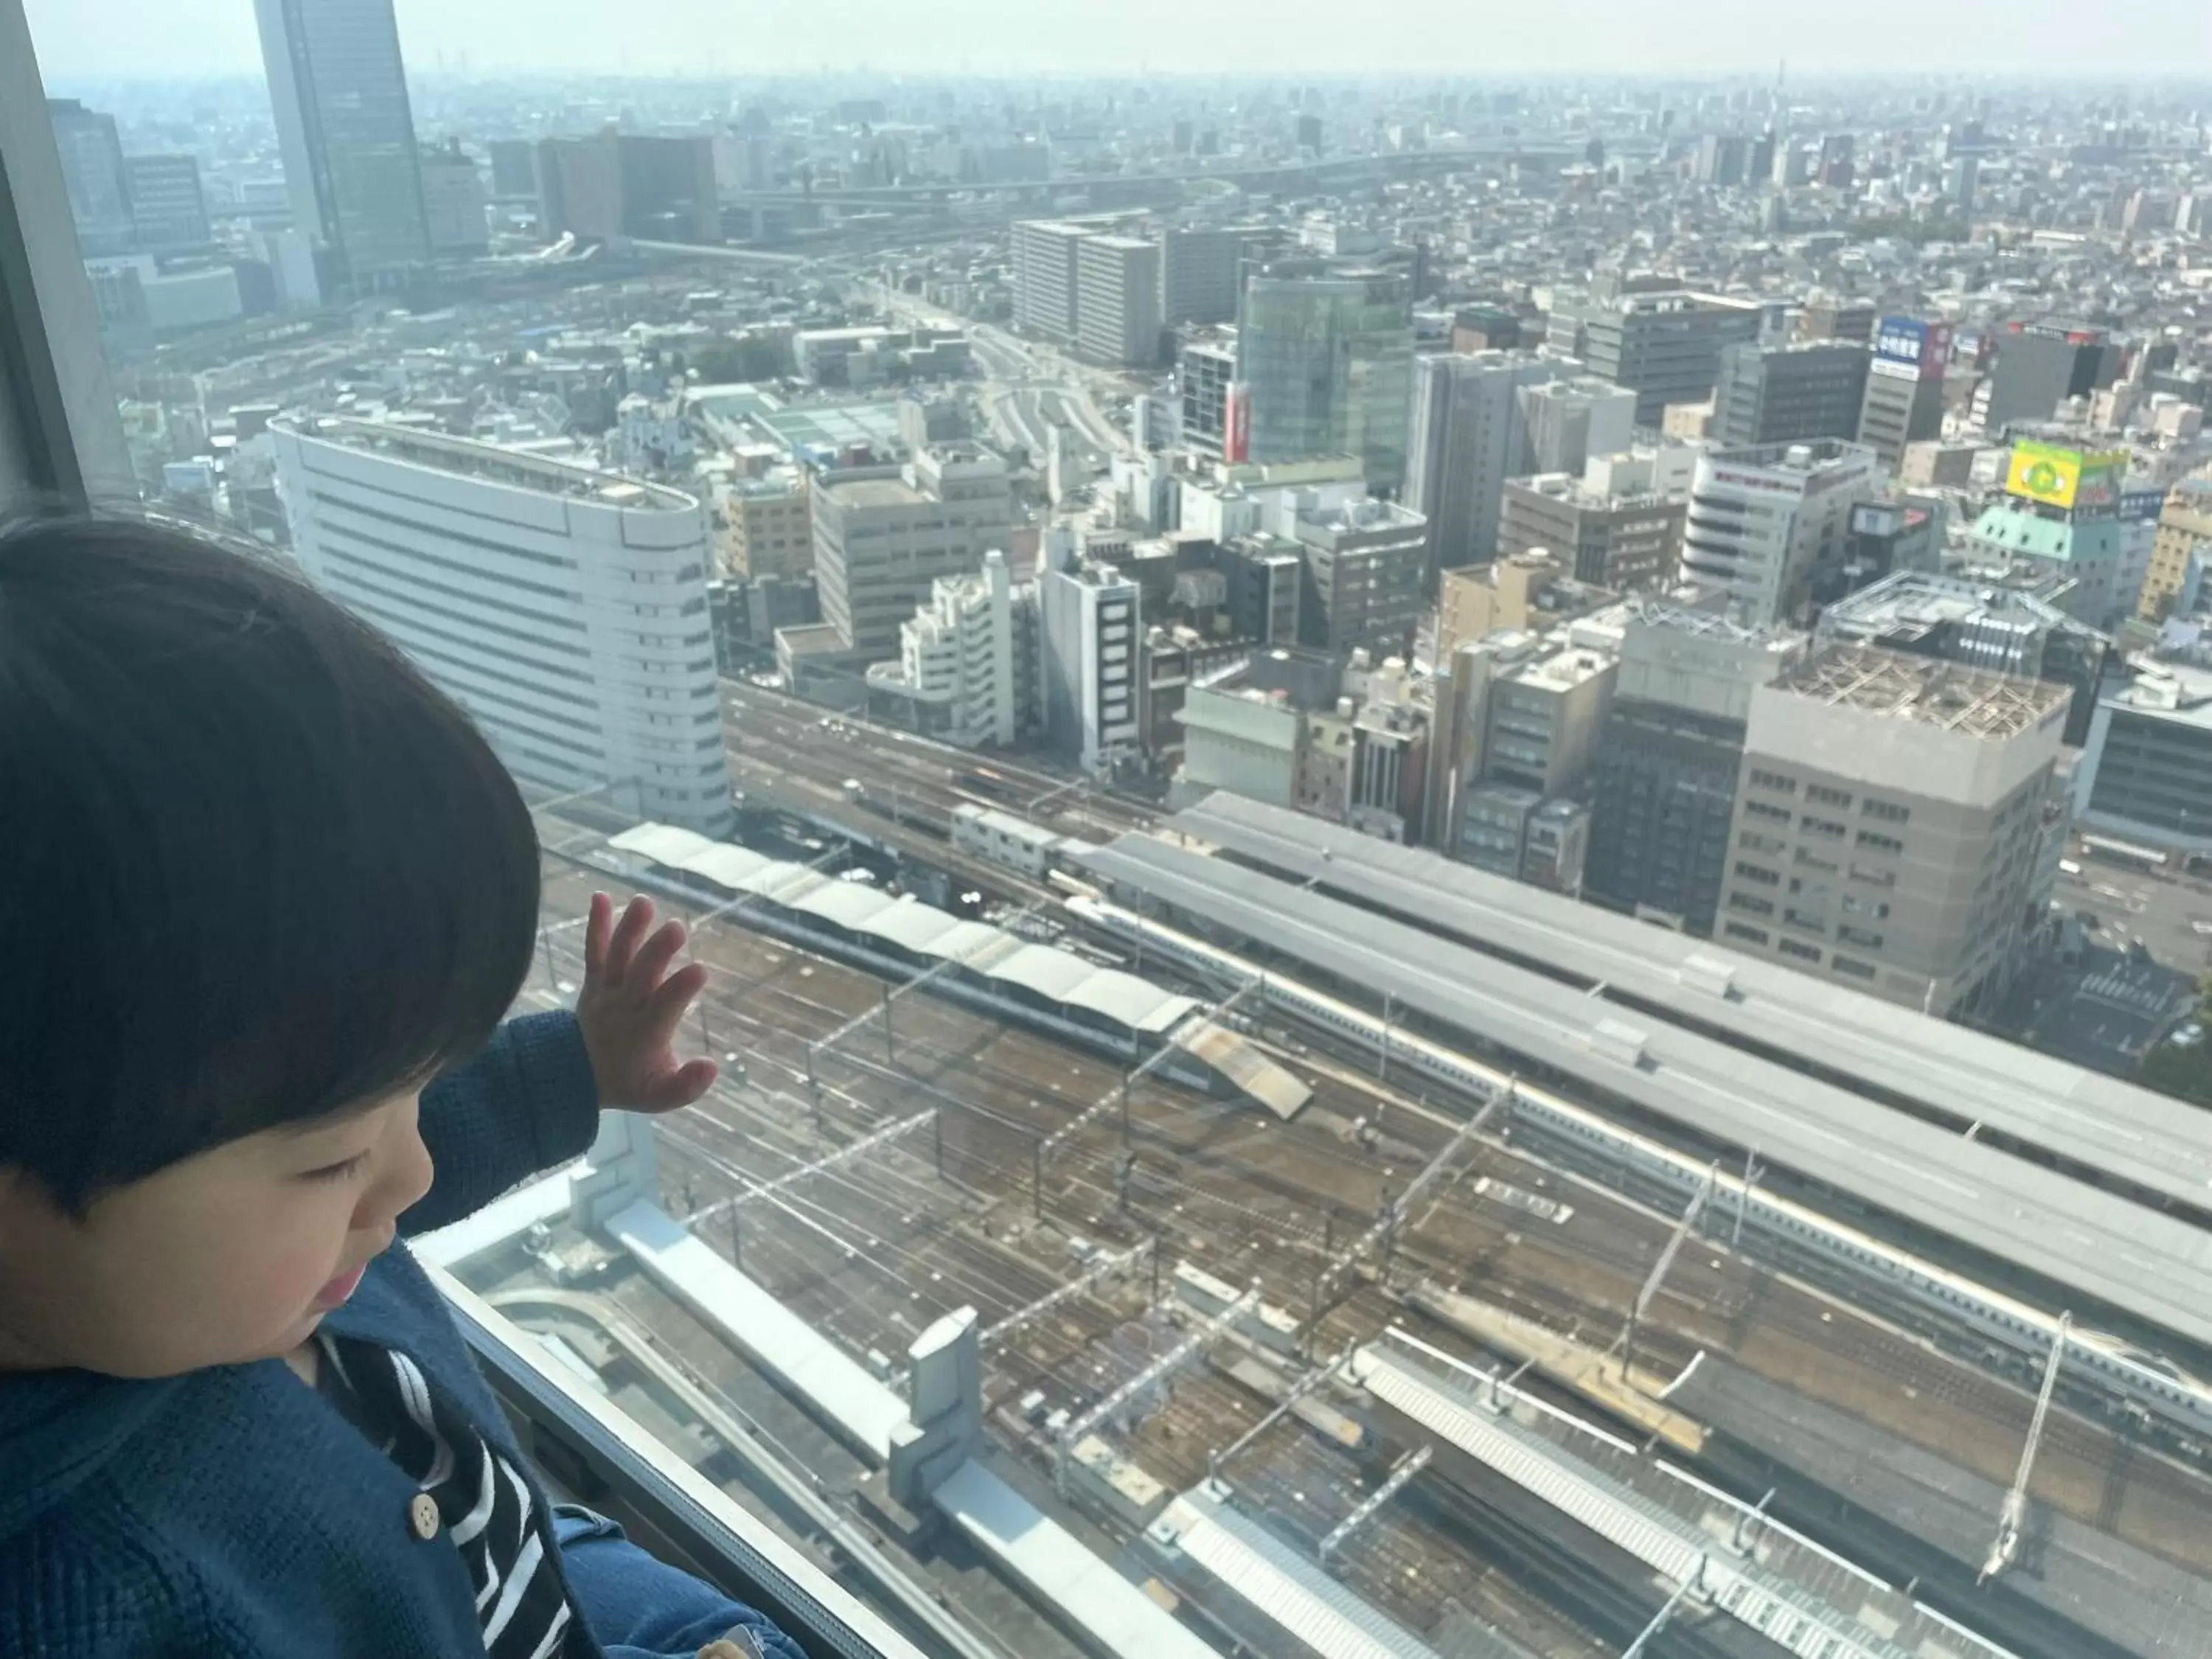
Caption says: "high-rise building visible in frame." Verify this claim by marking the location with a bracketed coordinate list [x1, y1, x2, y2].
[1402, 350, 1562, 575]
[1499, 471, 1686, 591]
[1290, 499, 1427, 652]
[1011, 219, 1096, 342]
[1713, 341, 1871, 448]
[488, 139, 538, 201]
[810, 449, 1012, 658]
[419, 140, 488, 255]
[1679, 439, 1884, 624]
[1696, 133, 1752, 187]
[2140, 479, 2212, 622]
[120, 153, 211, 252]
[1518, 375, 1637, 476]
[1556, 288, 1764, 425]
[2073, 661, 2212, 858]
[1039, 560, 1142, 773]
[1074, 236, 1161, 368]
[253, 0, 434, 291]
[45, 100, 135, 256]
[1978, 319, 2122, 435]
[718, 472, 813, 581]
[1159, 229, 1242, 326]
[1795, 296, 1879, 344]
[270, 417, 733, 834]
[1856, 316, 1953, 469]
[1717, 644, 2069, 1016]
[1237, 272, 1414, 491]
[535, 134, 623, 241]
[535, 132, 716, 244]
[1962, 438, 2137, 631]
[864, 552, 1038, 748]
[1176, 335, 1238, 457]
[1585, 603, 1804, 935]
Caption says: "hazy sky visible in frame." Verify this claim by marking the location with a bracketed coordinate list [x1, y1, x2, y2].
[26, 0, 2212, 85]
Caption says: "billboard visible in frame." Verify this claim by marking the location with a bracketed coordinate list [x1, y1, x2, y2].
[2004, 440, 2127, 512]
[1874, 316, 1953, 375]
[1222, 381, 1251, 464]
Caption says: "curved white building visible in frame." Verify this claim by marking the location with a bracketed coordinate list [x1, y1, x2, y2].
[271, 417, 734, 833]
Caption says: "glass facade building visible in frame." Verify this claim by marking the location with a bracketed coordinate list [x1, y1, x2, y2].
[1236, 272, 1413, 493]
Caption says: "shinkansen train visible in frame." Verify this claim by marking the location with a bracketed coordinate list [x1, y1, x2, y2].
[1064, 891, 2212, 1445]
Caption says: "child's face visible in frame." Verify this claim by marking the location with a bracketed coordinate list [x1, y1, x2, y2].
[0, 1088, 434, 1378]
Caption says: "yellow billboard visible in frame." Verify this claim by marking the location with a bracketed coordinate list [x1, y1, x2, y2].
[2006, 441, 2127, 511]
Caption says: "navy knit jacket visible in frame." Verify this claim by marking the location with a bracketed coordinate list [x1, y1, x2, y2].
[0, 1011, 704, 1659]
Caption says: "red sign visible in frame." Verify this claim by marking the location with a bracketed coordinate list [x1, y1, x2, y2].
[1224, 382, 1251, 465]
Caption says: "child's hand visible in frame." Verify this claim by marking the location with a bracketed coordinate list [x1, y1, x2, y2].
[576, 892, 719, 1113]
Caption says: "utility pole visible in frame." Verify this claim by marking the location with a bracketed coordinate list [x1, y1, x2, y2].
[1732, 1146, 1763, 1249]
[1983, 1312, 2072, 1582]
[1624, 1164, 1718, 1374]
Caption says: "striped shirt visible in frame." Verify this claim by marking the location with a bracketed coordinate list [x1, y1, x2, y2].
[317, 1332, 574, 1659]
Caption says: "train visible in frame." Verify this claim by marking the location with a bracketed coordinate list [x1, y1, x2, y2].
[1062, 889, 2212, 1447]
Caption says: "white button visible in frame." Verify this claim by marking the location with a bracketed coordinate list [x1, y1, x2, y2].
[408, 1492, 441, 1541]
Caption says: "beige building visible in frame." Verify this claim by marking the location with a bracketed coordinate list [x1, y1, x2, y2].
[720, 471, 812, 580]
[1436, 549, 1617, 662]
[2138, 478, 2212, 622]
[1716, 644, 2070, 1017]
[810, 449, 1012, 658]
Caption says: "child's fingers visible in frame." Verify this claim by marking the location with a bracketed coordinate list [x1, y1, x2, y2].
[603, 895, 656, 984]
[645, 960, 710, 1027]
[627, 917, 690, 995]
[640, 1056, 718, 1112]
[582, 891, 613, 977]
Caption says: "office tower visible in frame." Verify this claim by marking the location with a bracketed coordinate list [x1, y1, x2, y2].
[1176, 335, 1237, 456]
[720, 472, 813, 581]
[1817, 133, 1856, 188]
[1290, 499, 1427, 652]
[1499, 471, 1685, 591]
[1978, 319, 2122, 434]
[535, 135, 622, 240]
[1012, 219, 1096, 343]
[1717, 644, 2068, 1016]
[1075, 236, 1161, 367]
[488, 139, 538, 200]
[253, 0, 434, 292]
[535, 133, 715, 244]
[1585, 604, 1804, 935]
[1040, 561, 1142, 772]
[1159, 229, 1241, 326]
[1518, 375, 1637, 476]
[419, 140, 488, 255]
[270, 417, 733, 834]
[2074, 660, 2212, 857]
[1402, 352, 1560, 575]
[865, 552, 1038, 748]
[810, 448, 1012, 658]
[46, 100, 135, 256]
[1696, 133, 1750, 187]
[1295, 113, 1324, 153]
[1237, 272, 1414, 492]
[1856, 316, 1953, 469]
[1713, 341, 1871, 448]
[2140, 479, 2212, 622]
[1559, 288, 1764, 425]
[1962, 439, 2136, 631]
[1820, 570, 2112, 747]
[1795, 296, 1877, 344]
[122, 154, 211, 252]
[1679, 439, 1883, 624]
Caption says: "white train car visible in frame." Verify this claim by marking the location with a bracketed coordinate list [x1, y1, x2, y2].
[1066, 892, 2212, 1444]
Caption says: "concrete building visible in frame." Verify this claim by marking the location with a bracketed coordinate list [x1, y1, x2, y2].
[488, 139, 538, 200]
[2073, 661, 2212, 857]
[1679, 439, 1884, 625]
[1585, 604, 1804, 933]
[1012, 220, 1096, 343]
[536, 132, 717, 245]
[810, 449, 1012, 658]
[1159, 229, 1242, 326]
[46, 99, 135, 256]
[1795, 296, 1878, 344]
[1717, 645, 2070, 1015]
[2140, 479, 2212, 622]
[1519, 375, 1637, 477]
[1075, 236, 1161, 368]
[1290, 499, 1427, 653]
[1401, 350, 1564, 574]
[122, 153, 210, 252]
[1979, 319, 2123, 435]
[1818, 569, 2112, 747]
[1434, 549, 1617, 661]
[864, 552, 1037, 748]
[1857, 316, 1953, 470]
[534, 133, 624, 241]
[1962, 439, 2137, 632]
[1713, 341, 1871, 448]
[1175, 335, 1237, 458]
[271, 417, 733, 834]
[1178, 681, 1304, 810]
[719, 471, 812, 581]
[1237, 272, 1414, 491]
[1555, 288, 1764, 426]
[420, 140, 488, 255]
[1040, 561, 1141, 773]
[1475, 643, 1616, 800]
[1498, 471, 1685, 592]
[253, 0, 434, 291]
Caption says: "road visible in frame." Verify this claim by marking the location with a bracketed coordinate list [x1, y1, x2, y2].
[2055, 853, 2212, 972]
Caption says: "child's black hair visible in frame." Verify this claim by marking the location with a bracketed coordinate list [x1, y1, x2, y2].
[0, 513, 541, 1211]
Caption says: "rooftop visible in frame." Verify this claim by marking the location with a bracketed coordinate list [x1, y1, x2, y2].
[1769, 643, 2070, 737]
[1818, 569, 2098, 644]
[278, 417, 700, 512]
[825, 476, 928, 509]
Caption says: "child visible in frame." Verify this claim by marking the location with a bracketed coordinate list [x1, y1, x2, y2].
[0, 515, 800, 1659]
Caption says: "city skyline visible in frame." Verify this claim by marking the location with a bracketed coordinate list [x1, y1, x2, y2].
[25, 0, 2212, 83]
